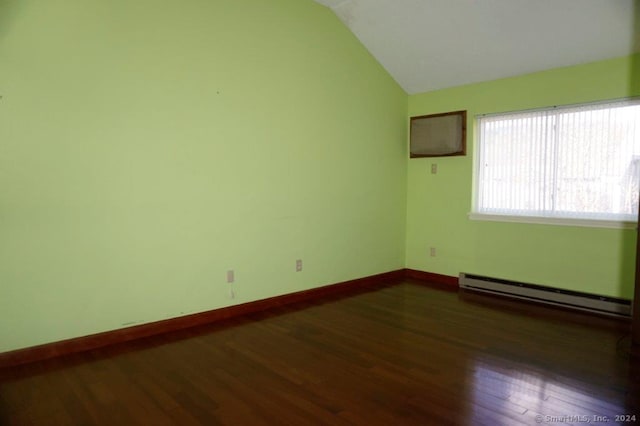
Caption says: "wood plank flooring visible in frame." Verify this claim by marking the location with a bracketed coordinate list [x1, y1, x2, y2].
[1, 281, 639, 425]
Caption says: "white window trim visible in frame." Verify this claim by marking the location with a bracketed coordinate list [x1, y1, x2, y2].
[468, 212, 636, 229]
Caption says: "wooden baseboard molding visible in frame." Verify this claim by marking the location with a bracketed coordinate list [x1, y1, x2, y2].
[404, 269, 459, 291]
[0, 269, 404, 368]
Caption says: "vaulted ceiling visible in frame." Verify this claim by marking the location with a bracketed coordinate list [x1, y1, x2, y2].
[313, 0, 640, 94]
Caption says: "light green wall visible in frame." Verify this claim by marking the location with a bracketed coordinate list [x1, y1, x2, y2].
[2, 0, 636, 354]
[0, 0, 408, 352]
[407, 54, 640, 299]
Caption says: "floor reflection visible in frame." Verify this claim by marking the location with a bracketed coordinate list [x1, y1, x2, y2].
[469, 355, 636, 425]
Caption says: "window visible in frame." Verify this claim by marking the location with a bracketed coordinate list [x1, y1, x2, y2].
[472, 99, 640, 227]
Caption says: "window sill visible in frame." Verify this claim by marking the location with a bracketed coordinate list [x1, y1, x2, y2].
[468, 213, 637, 229]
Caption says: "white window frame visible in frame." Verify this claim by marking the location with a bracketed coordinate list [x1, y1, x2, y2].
[470, 98, 640, 229]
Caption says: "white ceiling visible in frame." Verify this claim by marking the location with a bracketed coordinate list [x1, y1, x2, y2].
[313, 0, 640, 94]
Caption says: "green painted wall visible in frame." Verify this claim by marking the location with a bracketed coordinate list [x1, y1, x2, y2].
[0, 0, 408, 352]
[2, 0, 636, 354]
[407, 54, 640, 299]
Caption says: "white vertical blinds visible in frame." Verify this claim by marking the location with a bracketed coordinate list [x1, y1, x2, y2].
[475, 99, 640, 223]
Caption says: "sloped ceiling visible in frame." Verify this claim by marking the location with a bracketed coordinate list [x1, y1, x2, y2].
[313, 0, 640, 94]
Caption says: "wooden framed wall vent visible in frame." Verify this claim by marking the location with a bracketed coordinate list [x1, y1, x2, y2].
[410, 110, 466, 158]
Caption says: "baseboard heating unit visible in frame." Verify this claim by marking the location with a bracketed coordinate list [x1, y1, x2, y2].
[459, 273, 631, 318]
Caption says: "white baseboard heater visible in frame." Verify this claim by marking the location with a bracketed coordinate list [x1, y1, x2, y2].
[459, 273, 631, 318]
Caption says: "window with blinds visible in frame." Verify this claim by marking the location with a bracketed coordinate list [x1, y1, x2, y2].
[472, 99, 640, 227]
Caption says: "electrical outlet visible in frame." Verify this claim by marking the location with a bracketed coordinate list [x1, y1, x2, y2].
[227, 270, 235, 283]
[431, 163, 438, 174]
[296, 259, 302, 272]
[430, 247, 436, 257]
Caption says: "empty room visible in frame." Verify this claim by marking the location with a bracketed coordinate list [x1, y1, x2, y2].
[1, 0, 639, 424]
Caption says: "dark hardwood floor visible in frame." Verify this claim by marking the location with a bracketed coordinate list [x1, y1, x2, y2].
[1, 281, 639, 425]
